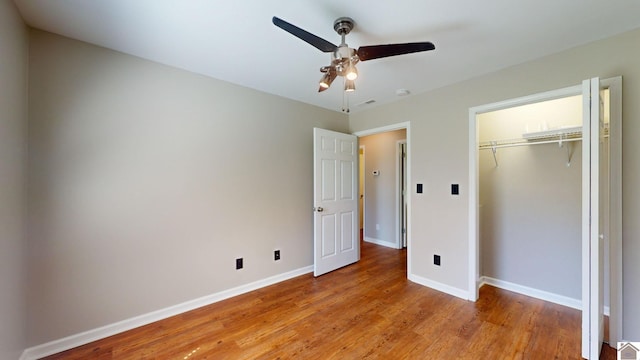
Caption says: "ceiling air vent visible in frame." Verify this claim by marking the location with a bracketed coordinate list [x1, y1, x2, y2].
[357, 99, 376, 107]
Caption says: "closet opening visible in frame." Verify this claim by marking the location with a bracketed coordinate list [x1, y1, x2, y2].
[477, 94, 588, 315]
[468, 77, 622, 358]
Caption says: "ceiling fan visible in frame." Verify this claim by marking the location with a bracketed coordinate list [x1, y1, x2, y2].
[272, 16, 435, 93]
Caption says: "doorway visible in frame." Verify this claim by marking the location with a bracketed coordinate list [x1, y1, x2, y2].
[358, 129, 406, 249]
[354, 122, 411, 270]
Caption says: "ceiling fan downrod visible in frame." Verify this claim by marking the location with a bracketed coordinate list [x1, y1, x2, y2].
[333, 17, 354, 46]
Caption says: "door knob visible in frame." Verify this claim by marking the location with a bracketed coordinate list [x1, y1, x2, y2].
[314, 207, 324, 212]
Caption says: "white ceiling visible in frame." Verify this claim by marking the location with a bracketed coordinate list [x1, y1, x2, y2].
[13, 0, 640, 113]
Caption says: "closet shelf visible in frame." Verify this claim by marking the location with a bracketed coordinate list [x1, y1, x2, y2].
[479, 123, 609, 151]
[479, 136, 581, 167]
[478, 124, 611, 167]
[478, 136, 581, 151]
[522, 125, 582, 141]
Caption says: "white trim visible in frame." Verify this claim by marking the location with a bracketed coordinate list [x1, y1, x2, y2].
[406, 125, 412, 282]
[359, 145, 365, 235]
[353, 122, 409, 137]
[480, 276, 581, 310]
[602, 76, 622, 345]
[395, 139, 407, 250]
[581, 79, 592, 358]
[468, 111, 479, 301]
[480, 276, 611, 317]
[470, 85, 583, 115]
[408, 274, 468, 300]
[20, 266, 313, 360]
[364, 236, 398, 249]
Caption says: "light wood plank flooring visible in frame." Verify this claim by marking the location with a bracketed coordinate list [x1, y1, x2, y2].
[43, 241, 616, 359]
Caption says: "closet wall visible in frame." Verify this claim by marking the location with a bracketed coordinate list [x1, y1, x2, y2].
[478, 96, 585, 301]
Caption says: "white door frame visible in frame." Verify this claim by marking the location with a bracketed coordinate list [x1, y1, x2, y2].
[607, 77, 623, 345]
[467, 77, 622, 345]
[583, 77, 605, 358]
[354, 122, 411, 267]
[359, 145, 365, 234]
[396, 140, 407, 249]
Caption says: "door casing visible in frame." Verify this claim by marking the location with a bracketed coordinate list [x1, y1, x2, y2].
[397, 140, 407, 249]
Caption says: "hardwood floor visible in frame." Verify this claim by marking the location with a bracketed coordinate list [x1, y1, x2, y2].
[43, 241, 616, 359]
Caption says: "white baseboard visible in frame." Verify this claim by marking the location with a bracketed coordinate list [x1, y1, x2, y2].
[20, 266, 313, 360]
[364, 236, 398, 249]
[408, 273, 469, 300]
[480, 276, 587, 311]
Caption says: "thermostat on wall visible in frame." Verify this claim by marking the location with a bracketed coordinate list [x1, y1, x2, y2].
[372, 170, 380, 176]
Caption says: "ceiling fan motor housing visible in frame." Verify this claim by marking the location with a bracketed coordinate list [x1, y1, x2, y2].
[333, 17, 355, 36]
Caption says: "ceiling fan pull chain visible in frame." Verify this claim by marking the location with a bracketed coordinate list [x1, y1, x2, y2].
[342, 79, 350, 113]
[342, 79, 347, 112]
[346, 90, 350, 113]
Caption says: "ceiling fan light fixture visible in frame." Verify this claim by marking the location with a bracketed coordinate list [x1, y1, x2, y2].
[318, 70, 337, 92]
[345, 79, 356, 92]
[345, 63, 358, 80]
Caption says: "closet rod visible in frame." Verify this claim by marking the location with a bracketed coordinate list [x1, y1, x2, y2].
[478, 137, 582, 150]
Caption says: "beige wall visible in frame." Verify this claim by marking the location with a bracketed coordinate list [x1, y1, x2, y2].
[27, 30, 348, 345]
[359, 130, 406, 246]
[0, 1, 28, 358]
[349, 27, 640, 339]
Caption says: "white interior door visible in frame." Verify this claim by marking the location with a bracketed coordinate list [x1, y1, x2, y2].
[581, 77, 605, 359]
[313, 128, 359, 276]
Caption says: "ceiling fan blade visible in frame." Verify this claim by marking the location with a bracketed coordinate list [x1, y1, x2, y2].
[357, 42, 435, 61]
[272, 17, 338, 53]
